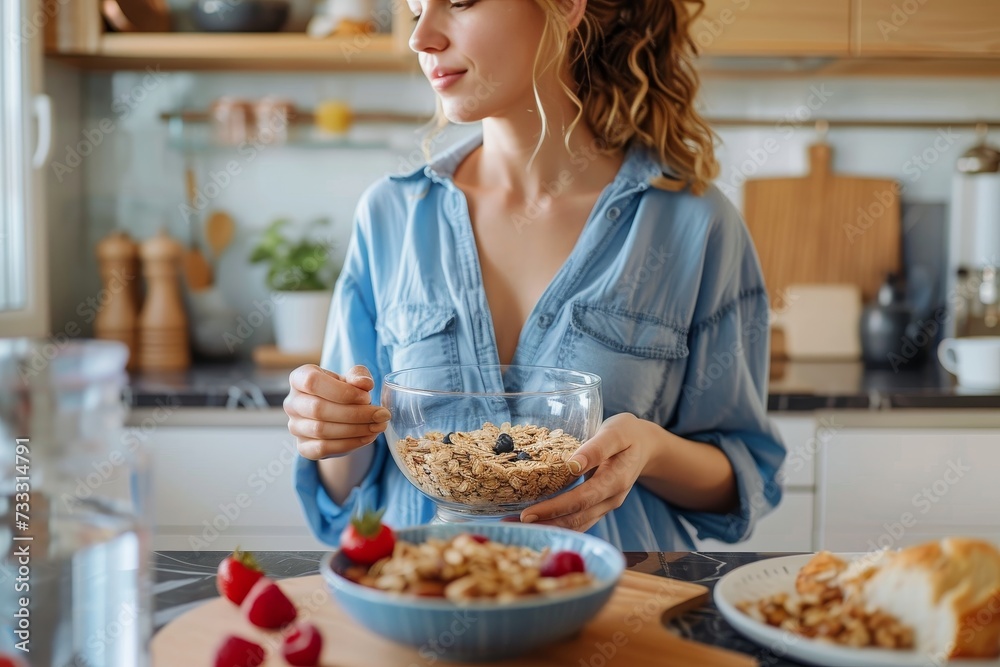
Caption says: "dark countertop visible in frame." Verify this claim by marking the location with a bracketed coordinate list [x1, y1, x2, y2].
[128, 359, 1000, 412]
[153, 550, 805, 666]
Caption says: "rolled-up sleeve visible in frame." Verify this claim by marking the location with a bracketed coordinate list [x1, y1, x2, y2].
[294, 196, 388, 545]
[668, 199, 787, 544]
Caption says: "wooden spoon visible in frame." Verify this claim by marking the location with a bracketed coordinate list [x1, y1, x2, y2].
[204, 210, 236, 262]
[182, 165, 212, 290]
[183, 243, 212, 290]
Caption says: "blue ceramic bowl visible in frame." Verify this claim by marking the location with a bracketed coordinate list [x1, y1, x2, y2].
[320, 523, 625, 661]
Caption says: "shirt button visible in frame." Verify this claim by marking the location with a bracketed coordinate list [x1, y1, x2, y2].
[607, 207, 621, 220]
[537, 314, 553, 330]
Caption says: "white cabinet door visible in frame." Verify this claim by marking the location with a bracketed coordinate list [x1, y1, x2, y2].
[141, 424, 327, 551]
[818, 429, 1000, 552]
[695, 490, 814, 552]
[770, 414, 819, 487]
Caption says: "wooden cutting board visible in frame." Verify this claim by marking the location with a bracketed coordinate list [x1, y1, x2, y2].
[743, 141, 902, 309]
[152, 570, 756, 666]
[252, 344, 321, 368]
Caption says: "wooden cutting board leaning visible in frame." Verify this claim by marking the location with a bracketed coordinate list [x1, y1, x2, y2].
[152, 570, 756, 666]
[742, 141, 902, 359]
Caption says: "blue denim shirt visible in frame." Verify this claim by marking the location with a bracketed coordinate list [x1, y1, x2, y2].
[295, 130, 786, 551]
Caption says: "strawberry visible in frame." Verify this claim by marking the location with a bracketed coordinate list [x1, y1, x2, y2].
[281, 622, 323, 666]
[213, 635, 265, 667]
[242, 577, 298, 629]
[217, 547, 265, 605]
[540, 550, 586, 578]
[340, 508, 395, 565]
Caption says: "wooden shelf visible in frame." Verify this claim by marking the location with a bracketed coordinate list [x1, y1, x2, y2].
[47, 33, 420, 71]
[697, 56, 1000, 78]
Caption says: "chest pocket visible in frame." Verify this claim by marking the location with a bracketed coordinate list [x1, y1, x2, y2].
[376, 303, 460, 371]
[557, 302, 689, 420]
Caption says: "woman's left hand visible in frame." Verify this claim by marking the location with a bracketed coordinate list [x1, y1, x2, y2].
[518, 413, 655, 532]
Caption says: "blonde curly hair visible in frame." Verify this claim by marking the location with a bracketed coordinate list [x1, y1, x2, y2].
[422, 0, 719, 196]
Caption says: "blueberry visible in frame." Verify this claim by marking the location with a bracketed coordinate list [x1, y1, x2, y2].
[493, 433, 515, 454]
[515, 451, 532, 461]
[443, 432, 455, 444]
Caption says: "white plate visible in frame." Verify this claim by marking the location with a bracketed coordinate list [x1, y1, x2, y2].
[714, 554, 1000, 667]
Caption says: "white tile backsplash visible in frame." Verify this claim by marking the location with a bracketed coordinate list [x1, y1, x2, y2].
[58, 70, 1000, 351]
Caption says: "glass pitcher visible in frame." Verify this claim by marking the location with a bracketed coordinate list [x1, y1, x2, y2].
[0, 338, 151, 667]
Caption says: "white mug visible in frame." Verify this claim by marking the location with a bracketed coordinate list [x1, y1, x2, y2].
[937, 337, 1000, 389]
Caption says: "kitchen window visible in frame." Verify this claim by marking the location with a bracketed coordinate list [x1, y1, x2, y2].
[0, 0, 51, 336]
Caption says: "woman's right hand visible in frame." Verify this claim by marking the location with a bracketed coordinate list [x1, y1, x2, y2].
[284, 364, 391, 460]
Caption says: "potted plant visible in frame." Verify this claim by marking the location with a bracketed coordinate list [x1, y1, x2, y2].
[249, 217, 339, 354]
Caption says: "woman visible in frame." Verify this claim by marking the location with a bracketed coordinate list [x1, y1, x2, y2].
[285, 0, 786, 551]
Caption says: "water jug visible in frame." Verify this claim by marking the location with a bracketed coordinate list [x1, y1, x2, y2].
[0, 338, 151, 667]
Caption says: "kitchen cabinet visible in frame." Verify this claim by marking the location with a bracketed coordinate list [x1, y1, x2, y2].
[129, 410, 327, 551]
[694, 414, 821, 552]
[45, 0, 417, 71]
[817, 427, 1000, 551]
[39, 0, 1000, 72]
[694, 490, 814, 552]
[693, 0, 851, 56]
[855, 0, 1000, 56]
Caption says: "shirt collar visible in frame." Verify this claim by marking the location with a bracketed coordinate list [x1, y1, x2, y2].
[390, 127, 671, 191]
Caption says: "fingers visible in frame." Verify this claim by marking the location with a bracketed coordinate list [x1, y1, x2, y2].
[284, 364, 388, 460]
[544, 495, 628, 533]
[296, 433, 382, 460]
[565, 428, 630, 477]
[287, 413, 387, 441]
[284, 389, 389, 425]
[521, 449, 635, 525]
[288, 364, 371, 405]
[521, 480, 606, 525]
[345, 365, 375, 392]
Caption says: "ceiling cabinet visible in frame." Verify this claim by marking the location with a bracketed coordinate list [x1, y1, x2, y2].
[45, 0, 1000, 71]
[45, 0, 417, 71]
[855, 0, 1000, 56]
[693, 0, 851, 56]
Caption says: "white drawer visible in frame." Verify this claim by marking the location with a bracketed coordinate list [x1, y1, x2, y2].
[695, 489, 814, 552]
[818, 428, 1000, 552]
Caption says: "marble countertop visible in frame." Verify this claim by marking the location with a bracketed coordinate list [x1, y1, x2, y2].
[128, 358, 1000, 412]
[153, 550, 805, 666]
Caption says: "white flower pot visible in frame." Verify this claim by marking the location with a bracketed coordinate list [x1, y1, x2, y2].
[273, 291, 332, 354]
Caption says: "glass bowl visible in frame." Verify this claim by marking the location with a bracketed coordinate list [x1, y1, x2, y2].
[382, 365, 603, 523]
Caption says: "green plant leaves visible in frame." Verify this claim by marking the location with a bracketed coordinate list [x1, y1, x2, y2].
[249, 217, 339, 292]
